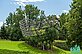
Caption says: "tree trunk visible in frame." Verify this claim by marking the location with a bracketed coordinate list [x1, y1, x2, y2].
[42, 41, 45, 50]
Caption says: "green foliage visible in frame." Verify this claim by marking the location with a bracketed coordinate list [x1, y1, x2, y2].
[0, 23, 8, 39]
[25, 5, 40, 20]
[64, 0, 82, 47]
[59, 13, 68, 40]
[5, 6, 24, 41]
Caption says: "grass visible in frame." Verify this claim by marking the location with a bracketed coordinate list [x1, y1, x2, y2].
[0, 40, 73, 54]
[53, 46, 70, 54]
[0, 40, 51, 54]
[0, 49, 29, 54]
[0, 40, 24, 51]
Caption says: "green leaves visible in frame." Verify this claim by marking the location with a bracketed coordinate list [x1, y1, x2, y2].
[65, 0, 82, 47]
[25, 5, 40, 20]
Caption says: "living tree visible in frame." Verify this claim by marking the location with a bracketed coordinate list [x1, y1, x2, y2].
[65, 0, 82, 47]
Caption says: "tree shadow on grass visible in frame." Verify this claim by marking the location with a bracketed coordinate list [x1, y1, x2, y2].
[18, 42, 68, 54]
[18, 42, 29, 50]
[18, 42, 52, 54]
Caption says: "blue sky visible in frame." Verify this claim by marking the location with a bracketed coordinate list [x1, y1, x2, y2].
[0, 0, 72, 27]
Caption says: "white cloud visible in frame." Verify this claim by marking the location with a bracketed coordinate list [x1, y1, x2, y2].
[14, 0, 44, 6]
[27, 0, 44, 2]
[56, 15, 60, 18]
[62, 10, 69, 13]
[0, 22, 3, 28]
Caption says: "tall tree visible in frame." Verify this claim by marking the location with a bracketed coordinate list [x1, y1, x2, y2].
[25, 5, 40, 20]
[65, 0, 82, 47]
[59, 13, 68, 40]
[6, 6, 24, 40]
[0, 23, 7, 39]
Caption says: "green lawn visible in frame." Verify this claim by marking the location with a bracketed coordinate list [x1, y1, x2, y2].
[0, 49, 29, 54]
[0, 40, 71, 54]
[0, 40, 24, 51]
